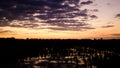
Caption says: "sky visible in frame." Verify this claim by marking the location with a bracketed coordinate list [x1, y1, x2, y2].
[0, 0, 120, 39]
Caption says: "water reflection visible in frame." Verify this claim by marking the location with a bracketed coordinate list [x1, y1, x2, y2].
[18, 46, 120, 68]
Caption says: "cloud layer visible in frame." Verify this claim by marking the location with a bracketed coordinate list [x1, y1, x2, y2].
[0, 0, 97, 31]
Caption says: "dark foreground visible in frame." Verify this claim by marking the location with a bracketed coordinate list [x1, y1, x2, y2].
[0, 38, 120, 68]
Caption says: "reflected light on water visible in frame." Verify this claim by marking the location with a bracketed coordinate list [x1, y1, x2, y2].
[17, 46, 120, 68]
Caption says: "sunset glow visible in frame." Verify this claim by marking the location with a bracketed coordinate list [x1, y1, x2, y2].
[0, 0, 120, 39]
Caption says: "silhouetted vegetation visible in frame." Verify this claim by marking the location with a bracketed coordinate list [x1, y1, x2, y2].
[0, 38, 120, 68]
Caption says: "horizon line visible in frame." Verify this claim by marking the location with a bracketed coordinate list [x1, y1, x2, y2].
[0, 37, 120, 40]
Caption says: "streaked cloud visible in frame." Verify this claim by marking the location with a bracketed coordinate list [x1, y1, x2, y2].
[101, 25, 114, 28]
[0, 28, 12, 33]
[111, 34, 120, 36]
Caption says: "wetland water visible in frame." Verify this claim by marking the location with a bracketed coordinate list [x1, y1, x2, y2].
[2, 46, 119, 68]
[0, 38, 120, 68]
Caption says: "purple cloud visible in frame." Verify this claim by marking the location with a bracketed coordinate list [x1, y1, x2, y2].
[81, 1, 93, 5]
[90, 15, 98, 19]
[0, 0, 97, 31]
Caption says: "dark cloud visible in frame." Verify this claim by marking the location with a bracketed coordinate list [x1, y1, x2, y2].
[101, 25, 114, 28]
[0, 0, 97, 31]
[81, 1, 93, 5]
[90, 15, 98, 19]
[115, 13, 120, 18]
